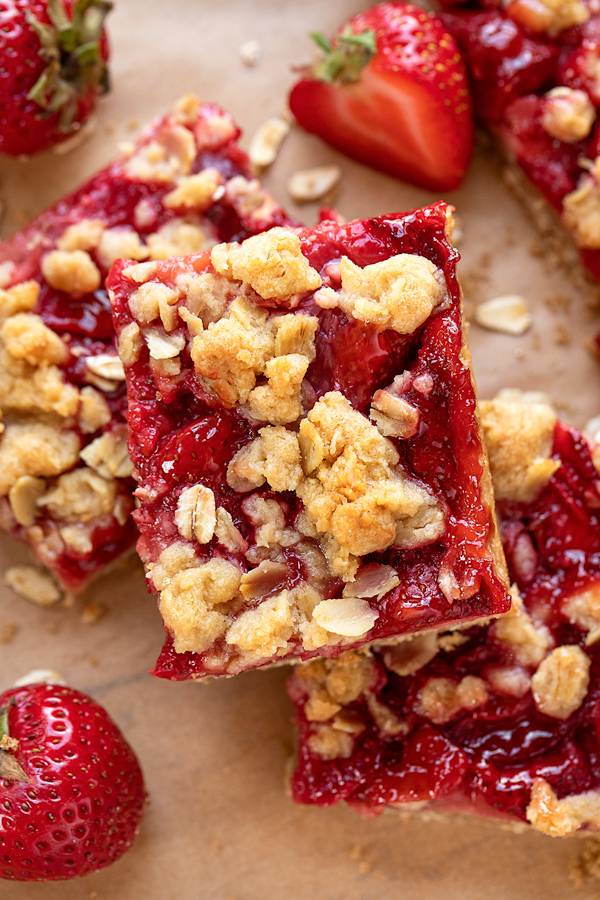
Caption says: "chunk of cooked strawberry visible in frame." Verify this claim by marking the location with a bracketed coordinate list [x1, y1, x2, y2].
[289, 2, 474, 192]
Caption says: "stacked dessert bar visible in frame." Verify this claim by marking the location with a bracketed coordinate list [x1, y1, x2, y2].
[107, 202, 510, 678]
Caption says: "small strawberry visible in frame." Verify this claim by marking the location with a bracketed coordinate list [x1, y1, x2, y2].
[289, 2, 474, 192]
[0, 0, 112, 156]
[0, 679, 145, 881]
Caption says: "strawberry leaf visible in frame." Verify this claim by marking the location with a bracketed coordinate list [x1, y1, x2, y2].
[312, 26, 377, 84]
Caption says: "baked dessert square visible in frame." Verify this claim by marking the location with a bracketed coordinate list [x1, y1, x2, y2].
[0, 95, 293, 592]
[438, 0, 600, 281]
[108, 202, 510, 679]
[289, 394, 600, 836]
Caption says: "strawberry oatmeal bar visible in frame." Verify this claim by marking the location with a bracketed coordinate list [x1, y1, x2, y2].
[108, 202, 510, 680]
[438, 0, 600, 282]
[289, 394, 600, 836]
[0, 95, 293, 591]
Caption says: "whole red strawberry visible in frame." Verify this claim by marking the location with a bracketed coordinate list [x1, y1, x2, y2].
[289, 2, 474, 192]
[0, 0, 112, 156]
[0, 680, 145, 881]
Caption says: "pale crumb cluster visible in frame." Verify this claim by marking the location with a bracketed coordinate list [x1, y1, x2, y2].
[527, 778, 600, 837]
[494, 589, 553, 666]
[415, 674, 488, 724]
[563, 157, 600, 249]
[531, 645, 591, 719]
[505, 0, 589, 35]
[541, 87, 596, 143]
[316, 255, 446, 335]
[480, 396, 560, 502]
[563, 581, 600, 645]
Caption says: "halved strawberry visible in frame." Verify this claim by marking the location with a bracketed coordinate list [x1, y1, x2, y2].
[289, 2, 474, 192]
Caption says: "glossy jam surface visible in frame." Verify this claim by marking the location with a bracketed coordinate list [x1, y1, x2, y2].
[290, 423, 600, 821]
[440, 4, 600, 281]
[109, 203, 510, 680]
[0, 105, 294, 590]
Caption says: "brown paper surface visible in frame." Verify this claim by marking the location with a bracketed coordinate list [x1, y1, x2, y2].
[0, 1, 599, 897]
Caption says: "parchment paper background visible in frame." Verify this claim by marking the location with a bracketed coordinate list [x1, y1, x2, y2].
[1, 2, 599, 898]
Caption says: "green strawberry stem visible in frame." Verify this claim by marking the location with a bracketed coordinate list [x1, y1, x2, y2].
[0, 699, 29, 783]
[26, 0, 112, 132]
[311, 26, 377, 84]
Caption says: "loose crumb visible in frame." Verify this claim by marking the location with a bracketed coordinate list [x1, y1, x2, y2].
[569, 837, 600, 887]
[0, 621, 17, 643]
[80, 602, 107, 624]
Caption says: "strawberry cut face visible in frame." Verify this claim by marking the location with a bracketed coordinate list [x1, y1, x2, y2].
[289, 3, 474, 192]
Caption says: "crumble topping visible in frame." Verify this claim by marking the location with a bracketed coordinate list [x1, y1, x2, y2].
[146, 219, 215, 260]
[563, 163, 600, 249]
[380, 631, 439, 676]
[78, 387, 112, 434]
[210, 229, 322, 300]
[311, 597, 378, 638]
[563, 582, 600, 645]
[163, 168, 224, 211]
[174, 484, 217, 544]
[152, 544, 242, 654]
[370, 384, 420, 439]
[307, 727, 354, 760]
[37, 469, 117, 523]
[227, 391, 444, 580]
[79, 429, 133, 480]
[0, 281, 39, 318]
[415, 675, 488, 724]
[1, 314, 69, 367]
[129, 282, 180, 329]
[297, 391, 444, 562]
[541, 87, 596, 144]
[97, 227, 148, 270]
[191, 296, 318, 418]
[0, 422, 80, 496]
[8, 475, 47, 527]
[118, 322, 143, 367]
[531, 645, 591, 719]
[485, 664, 531, 697]
[493, 589, 553, 665]
[0, 347, 79, 418]
[214, 508, 247, 554]
[319, 255, 446, 334]
[505, 0, 589, 35]
[123, 123, 196, 183]
[527, 779, 600, 837]
[227, 426, 303, 492]
[480, 397, 560, 501]
[40, 250, 101, 297]
[56, 218, 105, 252]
